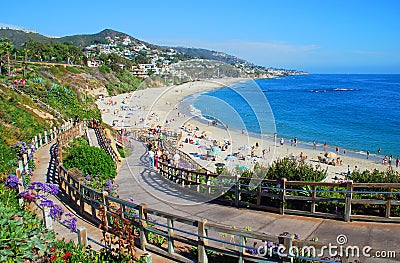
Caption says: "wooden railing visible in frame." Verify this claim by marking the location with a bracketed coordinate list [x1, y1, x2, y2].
[162, 139, 210, 172]
[140, 132, 210, 172]
[54, 126, 355, 262]
[157, 162, 400, 223]
[93, 125, 120, 163]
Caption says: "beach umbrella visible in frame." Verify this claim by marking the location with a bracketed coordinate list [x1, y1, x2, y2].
[326, 152, 337, 159]
[225, 156, 237, 161]
[215, 163, 225, 167]
[237, 165, 248, 171]
[212, 146, 221, 153]
[208, 151, 218, 156]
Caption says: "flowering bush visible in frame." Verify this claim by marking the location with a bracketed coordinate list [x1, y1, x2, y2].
[5, 174, 21, 189]
[83, 174, 119, 197]
[11, 141, 37, 160]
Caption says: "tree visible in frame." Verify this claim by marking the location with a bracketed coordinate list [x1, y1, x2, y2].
[0, 38, 13, 76]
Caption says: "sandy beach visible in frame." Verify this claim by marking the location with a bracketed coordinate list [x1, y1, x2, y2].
[96, 78, 398, 181]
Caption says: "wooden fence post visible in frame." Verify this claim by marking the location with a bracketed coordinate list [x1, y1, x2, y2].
[279, 233, 294, 263]
[238, 235, 245, 263]
[78, 226, 88, 247]
[23, 154, 28, 173]
[344, 180, 353, 222]
[167, 218, 175, 254]
[311, 185, 317, 214]
[206, 173, 211, 195]
[79, 181, 84, 215]
[43, 207, 53, 230]
[280, 178, 287, 215]
[386, 187, 392, 218]
[235, 174, 241, 207]
[198, 219, 208, 263]
[139, 204, 148, 250]
[16, 169, 24, 207]
[38, 133, 42, 147]
[44, 131, 48, 144]
[34, 136, 38, 149]
[102, 191, 109, 229]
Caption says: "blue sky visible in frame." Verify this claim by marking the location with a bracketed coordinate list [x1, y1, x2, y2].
[2, 0, 400, 73]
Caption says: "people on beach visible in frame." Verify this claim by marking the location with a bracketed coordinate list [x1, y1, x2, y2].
[366, 151, 370, 159]
[323, 142, 327, 152]
[396, 157, 399, 168]
[313, 140, 317, 150]
[280, 138, 284, 146]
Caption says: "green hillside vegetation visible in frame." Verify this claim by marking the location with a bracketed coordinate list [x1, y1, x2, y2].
[0, 29, 54, 48]
[24, 40, 85, 64]
[0, 86, 51, 176]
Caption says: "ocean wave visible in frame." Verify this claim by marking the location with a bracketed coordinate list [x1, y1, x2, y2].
[189, 105, 215, 122]
[308, 88, 359, 93]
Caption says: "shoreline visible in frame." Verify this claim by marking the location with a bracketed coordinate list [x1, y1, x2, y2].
[96, 78, 398, 181]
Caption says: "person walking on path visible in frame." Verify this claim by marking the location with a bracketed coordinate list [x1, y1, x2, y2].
[173, 152, 180, 168]
[148, 149, 155, 168]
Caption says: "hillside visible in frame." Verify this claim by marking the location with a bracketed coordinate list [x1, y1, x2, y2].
[60, 29, 156, 49]
[172, 47, 248, 65]
[0, 28, 306, 77]
[0, 29, 55, 48]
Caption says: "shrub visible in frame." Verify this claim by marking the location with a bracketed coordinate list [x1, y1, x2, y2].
[66, 66, 81, 74]
[64, 145, 116, 180]
[98, 65, 111, 74]
[0, 185, 56, 261]
[265, 158, 327, 182]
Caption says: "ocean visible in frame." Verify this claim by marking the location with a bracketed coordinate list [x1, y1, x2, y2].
[188, 74, 400, 158]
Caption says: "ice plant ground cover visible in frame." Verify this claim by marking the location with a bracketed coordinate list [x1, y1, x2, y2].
[1, 175, 134, 262]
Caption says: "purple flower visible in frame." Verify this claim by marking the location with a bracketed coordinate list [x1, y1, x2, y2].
[63, 214, 77, 233]
[29, 182, 59, 195]
[49, 204, 63, 220]
[5, 174, 21, 189]
[40, 198, 55, 208]
[19, 191, 38, 203]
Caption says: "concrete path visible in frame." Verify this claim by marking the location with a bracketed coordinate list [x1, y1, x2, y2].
[116, 139, 400, 263]
[32, 134, 175, 262]
[32, 142, 104, 249]
[86, 127, 100, 147]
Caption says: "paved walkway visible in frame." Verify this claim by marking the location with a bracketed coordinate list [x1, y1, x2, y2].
[116, 139, 400, 263]
[32, 142, 104, 249]
[86, 127, 100, 147]
[31, 129, 400, 262]
[32, 135, 175, 262]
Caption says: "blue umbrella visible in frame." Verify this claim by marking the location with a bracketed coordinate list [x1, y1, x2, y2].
[237, 165, 248, 171]
[225, 155, 237, 161]
[212, 146, 221, 153]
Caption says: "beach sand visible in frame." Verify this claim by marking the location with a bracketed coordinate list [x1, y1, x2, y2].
[96, 78, 398, 181]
